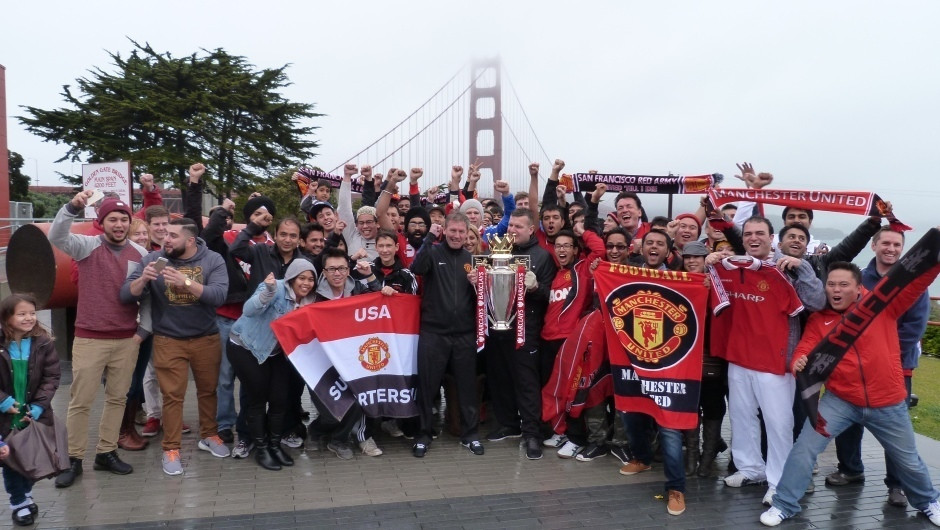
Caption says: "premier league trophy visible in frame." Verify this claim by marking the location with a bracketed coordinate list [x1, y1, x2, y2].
[473, 235, 530, 341]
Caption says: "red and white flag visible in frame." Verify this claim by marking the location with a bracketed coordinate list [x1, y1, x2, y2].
[271, 292, 421, 419]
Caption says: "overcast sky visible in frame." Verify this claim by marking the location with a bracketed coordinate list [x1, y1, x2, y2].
[2, 1, 939, 243]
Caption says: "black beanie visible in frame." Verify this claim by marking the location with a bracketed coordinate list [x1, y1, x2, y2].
[243, 196, 277, 223]
[404, 206, 431, 229]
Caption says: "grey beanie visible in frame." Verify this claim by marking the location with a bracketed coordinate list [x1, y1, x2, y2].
[459, 199, 484, 215]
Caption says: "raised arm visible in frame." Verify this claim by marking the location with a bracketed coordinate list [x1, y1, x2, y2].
[48, 190, 99, 260]
[184, 163, 206, 233]
[528, 162, 540, 209]
[338, 164, 357, 227]
[483, 181, 514, 240]
[377, 170, 408, 231]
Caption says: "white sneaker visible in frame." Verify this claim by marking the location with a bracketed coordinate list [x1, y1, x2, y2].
[381, 420, 404, 438]
[922, 499, 940, 526]
[725, 471, 765, 488]
[359, 437, 383, 457]
[543, 433, 568, 448]
[760, 506, 789, 527]
[762, 486, 776, 506]
[280, 433, 304, 449]
[556, 440, 583, 459]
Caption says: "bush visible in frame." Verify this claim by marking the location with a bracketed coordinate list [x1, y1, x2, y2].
[923, 326, 940, 357]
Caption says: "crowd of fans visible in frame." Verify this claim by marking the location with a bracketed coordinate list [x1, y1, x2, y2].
[0, 159, 936, 527]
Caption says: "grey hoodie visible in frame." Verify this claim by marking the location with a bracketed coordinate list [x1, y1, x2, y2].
[121, 238, 228, 339]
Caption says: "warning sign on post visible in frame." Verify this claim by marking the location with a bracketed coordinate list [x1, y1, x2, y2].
[82, 162, 132, 218]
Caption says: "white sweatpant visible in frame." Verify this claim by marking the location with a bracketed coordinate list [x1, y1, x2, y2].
[727, 363, 795, 488]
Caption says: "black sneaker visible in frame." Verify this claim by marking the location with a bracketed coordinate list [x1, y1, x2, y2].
[461, 440, 485, 456]
[413, 443, 428, 458]
[486, 426, 523, 442]
[610, 445, 632, 465]
[524, 438, 543, 460]
[217, 428, 235, 444]
[93, 450, 133, 475]
[575, 443, 609, 461]
[55, 457, 83, 488]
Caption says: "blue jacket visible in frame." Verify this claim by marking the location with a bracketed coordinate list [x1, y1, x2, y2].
[231, 281, 307, 363]
[862, 258, 930, 370]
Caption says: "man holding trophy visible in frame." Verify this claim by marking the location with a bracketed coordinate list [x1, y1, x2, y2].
[480, 209, 557, 459]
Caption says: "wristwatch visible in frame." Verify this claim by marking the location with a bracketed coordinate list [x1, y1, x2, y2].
[184, 279, 192, 288]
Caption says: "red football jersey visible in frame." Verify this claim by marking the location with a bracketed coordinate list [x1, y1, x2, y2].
[710, 256, 803, 375]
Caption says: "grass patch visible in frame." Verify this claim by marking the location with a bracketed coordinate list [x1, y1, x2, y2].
[911, 356, 940, 440]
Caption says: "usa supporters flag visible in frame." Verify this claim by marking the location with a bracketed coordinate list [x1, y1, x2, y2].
[594, 262, 708, 430]
[271, 292, 421, 419]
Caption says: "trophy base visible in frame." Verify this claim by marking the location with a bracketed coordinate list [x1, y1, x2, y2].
[490, 322, 513, 331]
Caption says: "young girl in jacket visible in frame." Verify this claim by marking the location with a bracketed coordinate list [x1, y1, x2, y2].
[0, 293, 62, 526]
[228, 260, 317, 471]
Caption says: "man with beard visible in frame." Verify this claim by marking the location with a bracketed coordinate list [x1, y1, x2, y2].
[823, 227, 931, 507]
[410, 213, 482, 458]
[484, 208, 557, 459]
[122, 219, 229, 475]
[50, 192, 150, 487]
[617, 229, 690, 516]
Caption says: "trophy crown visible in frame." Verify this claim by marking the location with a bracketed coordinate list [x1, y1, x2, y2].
[487, 234, 516, 254]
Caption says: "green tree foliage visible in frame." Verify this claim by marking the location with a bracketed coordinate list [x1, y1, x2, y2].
[8, 151, 31, 202]
[26, 191, 71, 219]
[19, 40, 321, 199]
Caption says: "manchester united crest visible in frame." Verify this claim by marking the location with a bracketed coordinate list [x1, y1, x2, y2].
[605, 284, 698, 370]
[358, 337, 390, 372]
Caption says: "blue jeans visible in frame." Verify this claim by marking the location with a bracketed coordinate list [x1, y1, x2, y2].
[2, 465, 33, 506]
[620, 412, 685, 493]
[773, 392, 938, 517]
[833, 376, 913, 487]
[215, 316, 237, 431]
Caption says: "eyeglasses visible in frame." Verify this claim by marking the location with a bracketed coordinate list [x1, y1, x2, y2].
[606, 244, 629, 251]
[324, 266, 349, 274]
[554, 243, 575, 250]
[407, 221, 426, 227]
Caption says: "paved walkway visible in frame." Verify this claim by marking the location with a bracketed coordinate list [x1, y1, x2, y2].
[6, 376, 940, 529]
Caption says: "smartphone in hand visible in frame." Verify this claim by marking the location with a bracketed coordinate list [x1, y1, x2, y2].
[152, 257, 169, 274]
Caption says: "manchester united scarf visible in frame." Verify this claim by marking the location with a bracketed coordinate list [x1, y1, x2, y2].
[572, 173, 722, 194]
[594, 263, 708, 429]
[797, 227, 940, 436]
[708, 188, 911, 230]
[271, 292, 421, 419]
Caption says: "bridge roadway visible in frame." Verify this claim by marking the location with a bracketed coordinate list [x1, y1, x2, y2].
[7, 367, 940, 529]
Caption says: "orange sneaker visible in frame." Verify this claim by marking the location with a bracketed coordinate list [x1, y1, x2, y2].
[667, 490, 686, 515]
[619, 460, 652, 476]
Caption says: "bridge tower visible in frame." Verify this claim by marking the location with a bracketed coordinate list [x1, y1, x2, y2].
[469, 58, 502, 184]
